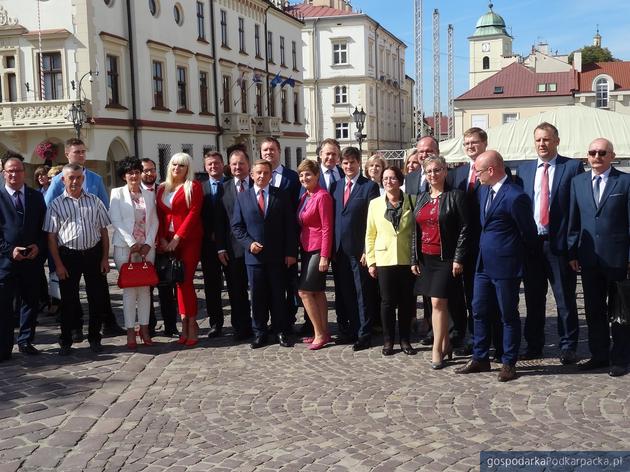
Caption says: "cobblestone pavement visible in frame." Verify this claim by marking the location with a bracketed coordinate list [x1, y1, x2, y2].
[1, 266, 629, 472]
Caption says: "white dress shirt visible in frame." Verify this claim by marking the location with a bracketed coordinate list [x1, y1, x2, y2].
[533, 156, 557, 235]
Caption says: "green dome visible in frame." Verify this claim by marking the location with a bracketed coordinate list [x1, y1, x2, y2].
[472, 3, 510, 37]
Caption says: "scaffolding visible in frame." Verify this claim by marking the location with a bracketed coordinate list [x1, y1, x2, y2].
[432, 9, 440, 139]
[447, 24, 454, 139]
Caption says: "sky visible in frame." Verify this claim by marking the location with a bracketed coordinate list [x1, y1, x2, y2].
[352, 0, 630, 114]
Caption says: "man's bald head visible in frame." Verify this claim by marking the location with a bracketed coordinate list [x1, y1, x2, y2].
[475, 150, 506, 185]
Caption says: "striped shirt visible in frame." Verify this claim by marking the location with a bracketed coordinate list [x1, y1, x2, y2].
[43, 190, 111, 250]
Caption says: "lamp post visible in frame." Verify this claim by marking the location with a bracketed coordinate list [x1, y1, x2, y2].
[352, 106, 367, 156]
[66, 70, 97, 139]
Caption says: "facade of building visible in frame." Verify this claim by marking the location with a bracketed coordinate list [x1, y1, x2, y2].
[0, 0, 305, 187]
[290, 1, 414, 159]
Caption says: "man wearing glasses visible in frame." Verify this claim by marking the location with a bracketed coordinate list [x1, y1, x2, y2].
[568, 138, 630, 377]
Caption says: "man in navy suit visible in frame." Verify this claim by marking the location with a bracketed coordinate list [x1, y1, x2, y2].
[0, 156, 47, 359]
[318, 138, 343, 192]
[331, 147, 380, 350]
[568, 138, 630, 377]
[231, 159, 298, 349]
[456, 150, 538, 382]
[201, 150, 227, 338]
[404, 135, 439, 196]
[516, 123, 584, 364]
[215, 146, 253, 341]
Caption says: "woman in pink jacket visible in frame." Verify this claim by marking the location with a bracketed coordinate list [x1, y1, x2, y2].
[296, 159, 334, 350]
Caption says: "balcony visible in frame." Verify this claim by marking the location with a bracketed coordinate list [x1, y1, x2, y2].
[254, 116, 281, 136]
[0, 99, 80, 131]
[221, 112, 252, 134]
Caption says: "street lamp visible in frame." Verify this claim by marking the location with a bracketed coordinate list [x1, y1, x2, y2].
[66, 70, 97, 139]
[352, 106, 367, 156]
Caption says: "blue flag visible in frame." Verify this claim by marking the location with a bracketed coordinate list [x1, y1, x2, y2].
[270, 72, 282, 88]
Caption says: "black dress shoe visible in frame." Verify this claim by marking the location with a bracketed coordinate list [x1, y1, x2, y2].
[18, 343, 40, 355]
[559, 350, 578, 365]
[352, 337, 371, 352]
[382, 346, 394, 356]
[497, 364, 517, 382]
[72, 329, 84, 343]
[102, 323, 126, 337]
[251, 336, 267, 349]
[59, 346, 73, 356]
[163, 328, 180, 338]
[578, 358, 608, 371]
[455, 343, 473, 357]
[277, 333, 293, 348]
[335, 334, 357, 346]
[519, 350, 543, 360]
[455, 359, 492, 374]
[207, 327, 223, 338]
[89, 340, 104, 353]
[401, 344, 416, 356]
[609, 365, 628, 377]
[420, 334, 434, 346]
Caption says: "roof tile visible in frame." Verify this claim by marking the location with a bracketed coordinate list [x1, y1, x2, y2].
[578, 61, 630, 91]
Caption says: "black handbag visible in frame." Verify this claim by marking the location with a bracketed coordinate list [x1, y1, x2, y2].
[610, 278, 630, 325]
[155, 253, 185, 286]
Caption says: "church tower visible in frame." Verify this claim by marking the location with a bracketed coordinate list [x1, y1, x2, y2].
[468, 3, 513, 88]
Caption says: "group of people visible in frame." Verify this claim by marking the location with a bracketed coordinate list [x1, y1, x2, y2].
[1, 126, 628, 381]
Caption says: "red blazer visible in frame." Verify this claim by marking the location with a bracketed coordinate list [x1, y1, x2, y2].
[298, 186, 334, 258]
[156, 180, 203, 241]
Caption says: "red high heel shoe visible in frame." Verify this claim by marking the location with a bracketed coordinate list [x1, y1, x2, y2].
[185, 338, 198, 347]
[308, 334, 331, 351]
[302, 337, 315, 344]
[177, 336, 187, 345]
[139, 331, 154, 346]
[126, 341, 137, 350]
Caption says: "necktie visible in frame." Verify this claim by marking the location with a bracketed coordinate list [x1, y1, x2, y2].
[343, 180, 352, 207]
[146, 186, 154, 192]
[468, 164, 477, 192]
[211, 181, 218, 200]
[239, 180, 245, 193]
[258, 189, 265, 216]
[14, 190, 24, 219]
[327, 169, 336, 191]
[539, 162, 550, 226]
[593, 175, 602, 207]
[420, 172, 426, 193]
[485, 189, 495, 216]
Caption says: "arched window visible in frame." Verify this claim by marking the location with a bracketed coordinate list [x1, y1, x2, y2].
[596, 77, 609, 108]
[296, 148, 303, 164]
[482, 56, 490, 70]
[284, 147, 292, 168]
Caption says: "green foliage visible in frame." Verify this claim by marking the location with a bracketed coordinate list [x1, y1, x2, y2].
[569, 45, 615, 65]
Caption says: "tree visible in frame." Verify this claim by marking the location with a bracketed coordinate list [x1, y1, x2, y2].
[569, 45, 615, 65]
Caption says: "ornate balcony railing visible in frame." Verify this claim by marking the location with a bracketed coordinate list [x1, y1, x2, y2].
[0, 99, 82, 130]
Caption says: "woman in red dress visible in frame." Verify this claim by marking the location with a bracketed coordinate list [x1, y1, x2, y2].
[156, 152, 203, 346]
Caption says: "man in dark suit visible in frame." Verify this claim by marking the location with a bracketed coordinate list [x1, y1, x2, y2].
[456, 150, 538, 382]
[318, 138, 343, 192]
[201, 151, 227, 338]
[215, 146, 253, 341]
[231, 159, 298, 349]
[568, 138, 630, 377]
[516, 122, 584, 363]
[0, 156, 47, 359]
[331, 146, 380, 350]
[404, 135, 439, 196]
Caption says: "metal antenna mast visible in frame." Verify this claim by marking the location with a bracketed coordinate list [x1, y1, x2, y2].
[414, 0, 423, 138]
[432, 9, 440, 140]
[447, 24, 454, 139]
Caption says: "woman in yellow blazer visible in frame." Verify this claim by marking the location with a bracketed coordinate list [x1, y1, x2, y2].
[365, 166, 417, 356]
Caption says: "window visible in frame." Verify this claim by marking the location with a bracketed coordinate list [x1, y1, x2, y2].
[267, 31, 273, 62]
[255, 24, 261, 58]
[106, 54, 120, 106]
[482, 56, 490, 70]
[182, 144, 193, 156]
[157, 144, 171, 180]
[176, 67, 187, 110]
[333, 42, 347, 64]
[281, 89, 287, 122]
[255, 82, 263, 116]
[537, 83, 547, 92]
[173, 4, 183, 25]
[149, 0, 159, 17]
[238, 18, 245, 53]
[548, 82, 557, 92]
[222, 75, 231, 113]
[220, 10, 228, 47]
[335, 123, 349, 139]
[240, 79, 247, 113]
[596, 77, 609, 108]
[493, 86, 504, 94]
[291, 41, 297, 70]
[296, 148, 303, 164]
[293, 91, 299, 123]
[502, 113, 518, 124]
[269, 90, 275, 117]
[196, 2, 205, 40]
[284, 147, 291, 168]
[199, 71, 209, 113]
[334, 85, 348, 104]
[368, 41, 374, 67]
[41, 52, 62, 100]
[280, 36, 286, 66]
[1, 55, 17, 102]
[6, 73, 16, 102]
[471, 114, 488, 130]
[152, 60, 164, 108]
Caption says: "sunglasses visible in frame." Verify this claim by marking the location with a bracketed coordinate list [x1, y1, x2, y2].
[588, 150, 607, 157]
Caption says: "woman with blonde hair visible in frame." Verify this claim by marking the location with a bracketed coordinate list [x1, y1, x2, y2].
[403, 149, 420, 176]
[364, 154, 386, 195]
[156, 153, 203, 346]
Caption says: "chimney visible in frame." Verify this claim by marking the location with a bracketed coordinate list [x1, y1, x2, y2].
[573, 50, 582, 72]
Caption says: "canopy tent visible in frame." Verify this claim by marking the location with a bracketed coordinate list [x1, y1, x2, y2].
[439, 106, 630, 163]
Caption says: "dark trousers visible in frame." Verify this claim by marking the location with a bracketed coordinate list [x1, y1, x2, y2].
[72, 274, 120, 330]
[0, 261, 42, 358]
[149, 284, 178, 332]
[377, 265, 415, 345]
[247, 262, 289, 337]
[286, 263, 299, 325]
[200, 242, 225, 329]
[523, 239, 579, 353]
[333, 250, 372, 340]
[581, 266, 630, 365]
[224, 256, 252, 336]
[58, 244, 105, 347]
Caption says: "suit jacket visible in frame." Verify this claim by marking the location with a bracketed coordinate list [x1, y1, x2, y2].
[331, 175, 380, 257]
[46, 168, 109, 209]
[568, 167, 630, 270]
[274, 166, 300, 206]
[516, 155, 584, 254]
[109, 186, 159, 249]
[231, 185, 298, 265]
[477, 179, 538, 279]
[297, 186, 334, 258]
[319, 165, 344, 192]
[403, 169, 428, 196]
[0, 185, 47, 276]
[201, 177, 225, 242]
[156, 180, 204, 242]
[365, 191, 416, 267]
[215, 177, 253, 258]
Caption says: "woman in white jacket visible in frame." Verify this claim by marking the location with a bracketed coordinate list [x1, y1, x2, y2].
[110, 157, 159, 348]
